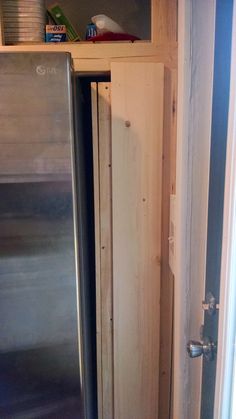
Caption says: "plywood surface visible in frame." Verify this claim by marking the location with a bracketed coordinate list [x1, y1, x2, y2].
[111, 62, 164, 419]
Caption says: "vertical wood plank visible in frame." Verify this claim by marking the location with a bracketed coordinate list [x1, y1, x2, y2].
[97, 83, 113, 419]
[91, 82, 103, 419]
[158, 68, 177, 419]
[169, 69, 177, 419]
[92, 82, 113, 419]
[152, 0, 178, 44]
[170, 70, 177, 195]
[111, 62, 164, 419]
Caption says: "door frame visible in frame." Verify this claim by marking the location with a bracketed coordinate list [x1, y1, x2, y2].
[214, 1, 236, 417]
[173, 0, 216, 418]
[174, 1, 236, 418]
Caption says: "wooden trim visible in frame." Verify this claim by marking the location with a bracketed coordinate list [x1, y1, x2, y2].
[91, 82, 103, 419]
[73, 50, 177, 72]
[152, 0, 178, 44]
[170, 70, 177, 195]
[158, 67, 177, 419]
[0, 40, 177, 58]
[0, 42, 177, 71]
[92, 82, 113, 419]
[173, 0, 192, 417]
[174, 1, 215, 418]
[97, 83, 113, 419]
[111, 62, 164, 419]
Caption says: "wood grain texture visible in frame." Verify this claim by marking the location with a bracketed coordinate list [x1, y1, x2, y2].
[158, 68, 177, 419]
[97, 83, 113, 419]
[170, 70, 177, 195]
[91, 82, 103, 419]
[111, 62, 164, 419]
[152, 0, 178, 43]
[0, 1, 178, 72]
[92, 82, 113, 419]
[0, 43, 178, 71]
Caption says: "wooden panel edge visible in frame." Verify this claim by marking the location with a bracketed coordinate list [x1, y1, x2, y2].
[112, 61, 164, 419]
[158, 66, 177, 419]
[152, 0, 178, 44]
[97, 83, 114, 419]
[0, 43, 177, 70]
[91, 82, 103, 419]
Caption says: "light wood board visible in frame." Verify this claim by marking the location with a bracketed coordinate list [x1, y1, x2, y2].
[91, 82, 103, 419]
[92, 82, 114, 419]
[158, 68, 177, 419]
[173, 1, 215, 418]
[97, 83, 113, 419]
[111, 62, 164, 419]
[0, 43, 177, 72]
[152, 0, 178, 43]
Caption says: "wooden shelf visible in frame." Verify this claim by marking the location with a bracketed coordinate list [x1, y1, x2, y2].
[0, 41, 177, 71]
[0, 0, 177, 71]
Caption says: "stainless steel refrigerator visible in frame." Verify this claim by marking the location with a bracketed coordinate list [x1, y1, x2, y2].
[0, 52, 96, 418]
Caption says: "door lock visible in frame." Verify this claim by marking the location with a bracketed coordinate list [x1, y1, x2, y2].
[202, 292, 219, 316]
[187, 337, 217, 361]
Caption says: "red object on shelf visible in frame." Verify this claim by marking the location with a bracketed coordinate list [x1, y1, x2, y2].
[86, 32, 140, 42]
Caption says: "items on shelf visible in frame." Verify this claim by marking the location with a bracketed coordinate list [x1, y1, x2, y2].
[47, 4, 81, 42]
[91, 14, 125, 35]
[2, 2, 141, 45]
[87, 14, 140, 42]
[85, 23, 97, 40]
[2, 0, 45, 45]
[87, 32, 140, 42]
[45, 25, 66, 42]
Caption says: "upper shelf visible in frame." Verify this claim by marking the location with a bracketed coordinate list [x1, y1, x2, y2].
[0, 0, 177, 71]
[44, 0, 152, 41]
[0, 41, 177, 71]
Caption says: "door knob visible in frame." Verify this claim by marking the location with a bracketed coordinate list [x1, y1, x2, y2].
[187, 337, 217, 361]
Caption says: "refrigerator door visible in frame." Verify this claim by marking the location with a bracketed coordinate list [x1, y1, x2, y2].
[0, 53, 91, 418]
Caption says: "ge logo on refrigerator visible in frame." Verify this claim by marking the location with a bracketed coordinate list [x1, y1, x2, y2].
[36, 65, 58, 76]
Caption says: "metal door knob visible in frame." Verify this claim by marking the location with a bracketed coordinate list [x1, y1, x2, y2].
[187, 337, 217, 361]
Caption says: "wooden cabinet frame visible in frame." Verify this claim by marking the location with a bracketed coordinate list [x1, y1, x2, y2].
[0, 0, 177, 71]
[0, 1, 177, 417]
